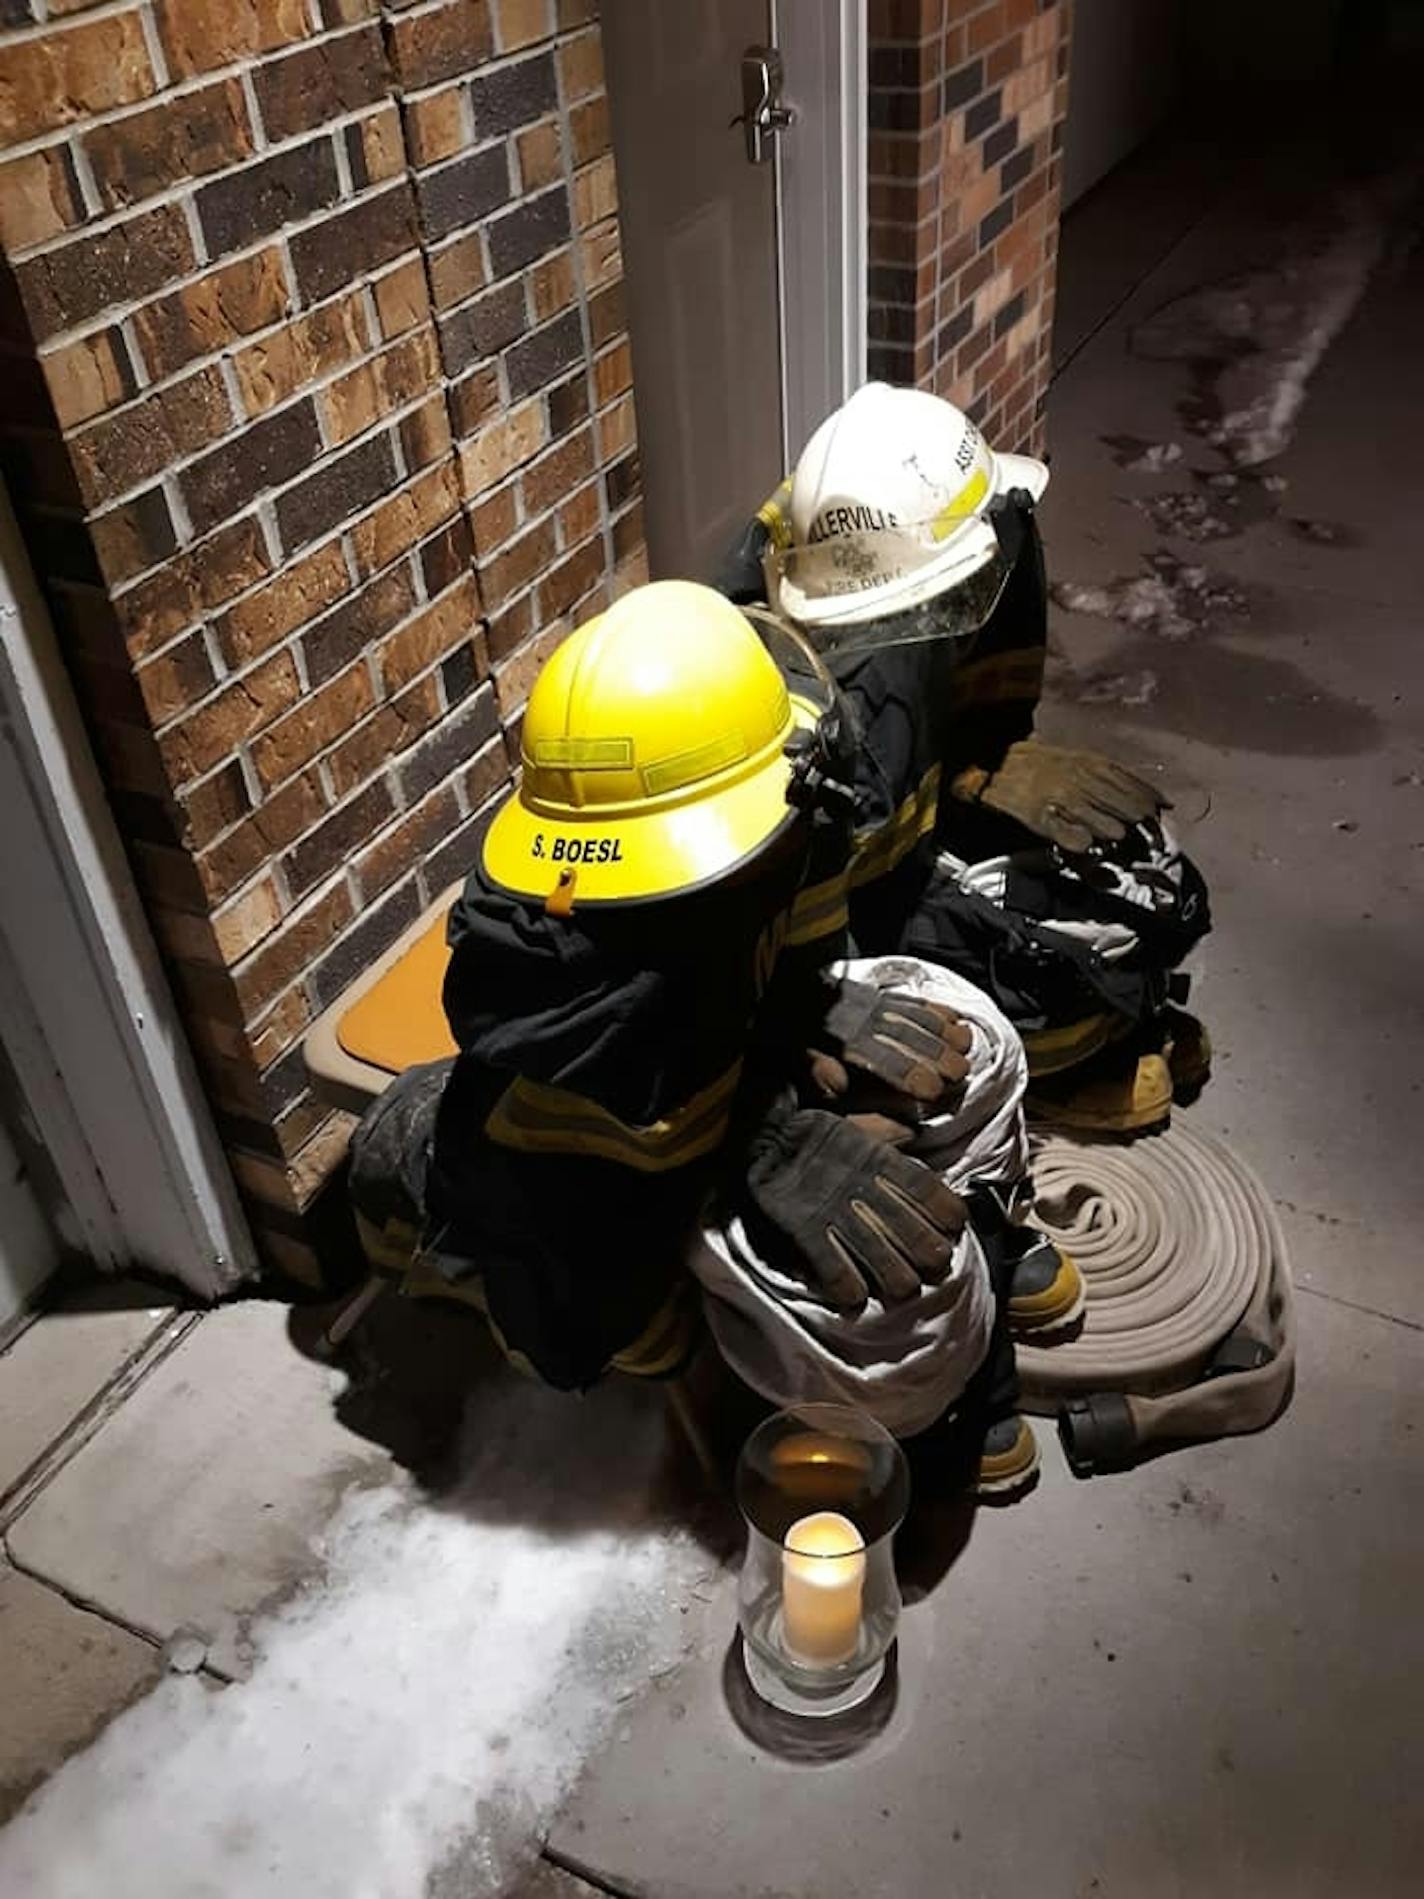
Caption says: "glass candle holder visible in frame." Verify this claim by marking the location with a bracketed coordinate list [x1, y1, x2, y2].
[735, 1403, 910, 1719]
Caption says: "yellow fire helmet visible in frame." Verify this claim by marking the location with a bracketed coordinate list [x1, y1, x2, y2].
[482, 579, 819, 906]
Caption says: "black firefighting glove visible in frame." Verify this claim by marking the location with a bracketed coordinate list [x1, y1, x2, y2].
[950, 739, 1167, 854]
[741, 1106, 967, 1309]
[805, 978, 971, 1120]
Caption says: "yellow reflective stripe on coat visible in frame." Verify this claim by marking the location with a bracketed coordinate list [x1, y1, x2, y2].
[848, 763, 941, 889]
[951, 647, 1044, 710]
[609, 1282, 699, 1379]
[785, 868, 850, 948]
[484, 1061, 744, 1171]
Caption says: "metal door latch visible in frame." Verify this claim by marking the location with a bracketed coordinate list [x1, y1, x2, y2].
[730, 45, 795, 165]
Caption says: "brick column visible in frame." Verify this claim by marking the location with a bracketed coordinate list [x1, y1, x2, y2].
[0, 0, 644, 1286]
[867, 0, 1072, 454]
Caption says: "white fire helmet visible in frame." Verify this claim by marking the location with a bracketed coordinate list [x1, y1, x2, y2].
[765, 382, 1049, 659]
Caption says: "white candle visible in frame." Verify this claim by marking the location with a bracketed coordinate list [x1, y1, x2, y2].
[781, 1510, 866, 1666]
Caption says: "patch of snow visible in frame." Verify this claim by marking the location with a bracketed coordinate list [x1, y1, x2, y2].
[1077, 669, 1160, 708]
[1289, 517, 1347, 546]
[0, 1378, 705, 1899]
[1051, 552, 1248, 642]
[1124, 441, 1182, 474]
[1130, 489, 1239, 542]
[1131, 178, 1409, 464]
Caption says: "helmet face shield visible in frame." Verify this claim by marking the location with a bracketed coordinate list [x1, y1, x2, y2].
[763, 512, 1013, 662]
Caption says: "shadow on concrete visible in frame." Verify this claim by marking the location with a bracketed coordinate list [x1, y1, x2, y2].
[720, 1634, 899, 1763]
[1058, 634, 1382, 757]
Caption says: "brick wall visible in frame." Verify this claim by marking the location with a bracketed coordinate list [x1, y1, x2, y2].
[0, 0, 644, 1286]
[866, 0, 1071, 455]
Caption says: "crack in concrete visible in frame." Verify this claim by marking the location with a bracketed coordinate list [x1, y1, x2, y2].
[1295, 1282, 1424, 1334]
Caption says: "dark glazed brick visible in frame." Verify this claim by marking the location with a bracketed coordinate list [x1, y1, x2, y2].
[289, 184, 418, 303]
[867, 343, 913, 383]
[487, 187, 569, 278]
[994, 290, 1027, 339]
[869, 265, 916, 305]
[440, 641, 479, 706]
[979, 198, 1014, 247]
[438, 281, 527, 374]
[547, 373, 588, 437]
[505, 309, 582, 399]
[983, 118, 1017, 166]
[286, 779, 396, 896]
[420, 517, 473, 597]
[398, 684, 498, 803]
[252, 26, 387, 142]
[468, 51, 557, 138]
[90, 486, 178, 583]
[196, 138, 341, 256]
[344, 123, 370, 191]
[258, 1041, 310, 1119]
[941, 58, 983, 112]
[416, 147, 510, 245]
[868, 91, 923, 133]
[302, 566, 418, 688]
[869, 303, 915, 344]
[310, 878, 422, 1009]
[181, 400, 321, 536]
[868, 47, 922, 88]
[14, 204, 193, 342]
[936, 304, 973, 353]
[604, 452, 639, 510]
[964, 91, 1002, 141]
[1001, 144, 1035, 190]
[275, 431, 398, 551]
[423, 795, 504, 899]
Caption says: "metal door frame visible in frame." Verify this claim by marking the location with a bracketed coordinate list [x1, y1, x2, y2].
[772, 0, 868, 465]
[0, 485, 255, 1302]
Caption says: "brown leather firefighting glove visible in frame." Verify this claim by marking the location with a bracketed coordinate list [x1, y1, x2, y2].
[806, 978, 972, 1120]
[742, 1107, 968, 1309]
[951, 739, 1167, 854]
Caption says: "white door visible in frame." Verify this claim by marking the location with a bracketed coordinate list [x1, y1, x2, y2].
[601, 1, 865, 582]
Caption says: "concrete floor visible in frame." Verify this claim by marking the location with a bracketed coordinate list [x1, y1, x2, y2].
[1, 133, 1422, 1895]
[543, 140, 1424, 1895]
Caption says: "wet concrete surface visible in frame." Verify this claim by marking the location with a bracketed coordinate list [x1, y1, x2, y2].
[548, 140, 1424, 1897]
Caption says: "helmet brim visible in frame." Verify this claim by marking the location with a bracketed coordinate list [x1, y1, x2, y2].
[993, 448, 1049, 503]
[482, 697, 819, 904]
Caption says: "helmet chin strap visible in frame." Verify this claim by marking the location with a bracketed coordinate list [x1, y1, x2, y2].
[738, 604, 861, 821]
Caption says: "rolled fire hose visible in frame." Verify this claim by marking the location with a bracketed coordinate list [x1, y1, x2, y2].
[1015, 1121, 1296, 1475]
